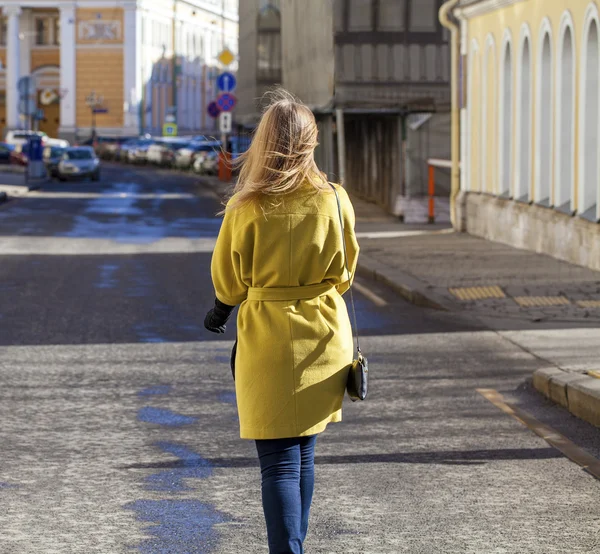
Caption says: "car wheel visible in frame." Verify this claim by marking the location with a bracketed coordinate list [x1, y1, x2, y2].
[92, 170, 100, 182]
[58, 175, 66, 182]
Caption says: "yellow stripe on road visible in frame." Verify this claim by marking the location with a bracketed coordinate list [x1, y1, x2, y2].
[513, 296, 570, 307]
[477, 388, 600, 480]
[577, 300, 600, 309]
[449, 286, 506, 301]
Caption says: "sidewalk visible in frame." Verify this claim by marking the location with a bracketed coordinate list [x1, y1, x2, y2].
[349, 193, 600, 429]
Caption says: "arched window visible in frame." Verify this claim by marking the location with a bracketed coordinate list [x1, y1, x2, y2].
[498, 31, 513, 197]
[468, 40, 481, 192]
[534, 21, 553, 205]
[257, 4, 282, 83]
[481, 35, 497, 194]
[579, 5, 600, 220]
[555, 13, 576, 211]
[515, 26, 532, 201]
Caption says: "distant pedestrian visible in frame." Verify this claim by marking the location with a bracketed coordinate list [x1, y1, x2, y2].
[204, 90, 359, 553]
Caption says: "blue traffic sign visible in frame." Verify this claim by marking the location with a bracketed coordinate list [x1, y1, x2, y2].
[217, 93, 237, 113]
[217, 72, 237, 93]
[207, 101, 221, 119]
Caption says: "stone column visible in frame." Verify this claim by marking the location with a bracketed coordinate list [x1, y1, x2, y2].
[59, 3, 77, 142]
[5, 6, 22, 131]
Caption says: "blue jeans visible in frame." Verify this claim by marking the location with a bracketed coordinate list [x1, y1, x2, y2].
[255, 435, 317, 554]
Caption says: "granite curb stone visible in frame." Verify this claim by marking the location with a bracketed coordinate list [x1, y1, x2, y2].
[533, 368, 600, 428]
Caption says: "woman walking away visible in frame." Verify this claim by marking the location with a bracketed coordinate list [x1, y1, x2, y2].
[204, 90, 359, 554]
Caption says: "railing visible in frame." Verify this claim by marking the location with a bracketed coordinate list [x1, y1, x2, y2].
[427, 158, 452, 224]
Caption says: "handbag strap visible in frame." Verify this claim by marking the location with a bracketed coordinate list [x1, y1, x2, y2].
[329, 183, 361, 354]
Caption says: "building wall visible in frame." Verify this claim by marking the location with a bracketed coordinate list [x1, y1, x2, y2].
[280, 0, 335, 109]
[75, 7, 125, 131]
[466, 0, 599, 215]
[462, 0, 600, 269]
[237, 0, 260, 124]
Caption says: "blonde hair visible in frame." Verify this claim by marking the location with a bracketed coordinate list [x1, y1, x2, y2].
[225, 90, 329, 212]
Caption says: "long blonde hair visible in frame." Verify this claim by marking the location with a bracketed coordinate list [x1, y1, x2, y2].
[226, 90, 329, 211]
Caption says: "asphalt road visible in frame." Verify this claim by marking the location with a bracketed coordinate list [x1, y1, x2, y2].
[0, 164, 598, 554]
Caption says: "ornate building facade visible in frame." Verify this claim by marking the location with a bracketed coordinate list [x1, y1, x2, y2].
[0, 0, 238, 141]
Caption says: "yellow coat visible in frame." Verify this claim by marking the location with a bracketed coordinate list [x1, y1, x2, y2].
[211, 183, 359, 440]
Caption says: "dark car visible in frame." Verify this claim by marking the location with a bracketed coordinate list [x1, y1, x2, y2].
[43, 145, 67, 178]
[0, 142, 14, 164]
[10, 143, 28, 166]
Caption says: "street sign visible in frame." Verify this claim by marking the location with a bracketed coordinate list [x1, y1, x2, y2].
[219, 112, 232, 134]
[217, 72, 237, 93]
[163, 123, 178, 137]
[19, 98, 37, 116]
[217, 93, 237, 113]
[207, 101, 221, 118]
[217, 48, 235, 67]
[18, 76, 36, 96]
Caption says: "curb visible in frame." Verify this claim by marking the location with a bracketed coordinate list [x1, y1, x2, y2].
[355, 253, 455, 311]
[533, 367, 600, 428]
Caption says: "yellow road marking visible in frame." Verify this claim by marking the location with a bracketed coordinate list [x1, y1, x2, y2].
[477, 389, 600, 480]
[353, 280, 388, 307]
[577, 300, 600, 309]
[449, 286, 505, 301]
[513, 296, 570, 307]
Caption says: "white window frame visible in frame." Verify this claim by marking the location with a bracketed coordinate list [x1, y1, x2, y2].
[498, 28, 513, 197]
[481, 33, 497, 195]
[514, 23, 533, 202]
[577, 2, 600, 219]
[555, 10, 577, 211]
[467, 39, 480, 193]
[534, 18, 554, 205]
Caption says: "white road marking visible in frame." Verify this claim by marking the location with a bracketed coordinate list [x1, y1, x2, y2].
[26, 192, 196, 200]
[353, 279, 388, 307]
[356, 228, 454, 239]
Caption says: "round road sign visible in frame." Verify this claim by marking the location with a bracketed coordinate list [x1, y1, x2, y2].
[207, 101, 221, 119]
[217, 93, 237, 113]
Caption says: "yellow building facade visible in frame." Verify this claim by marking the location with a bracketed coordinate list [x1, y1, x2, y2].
[449, 0, 600, 270]
[0, 0, 238, 142]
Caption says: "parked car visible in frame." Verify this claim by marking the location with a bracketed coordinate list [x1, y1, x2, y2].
[193, 149, 219, 175]
[46, 137, 70, 149]
[10, 143, 29, 166]
[57, 147, 101, 181]
[174, 141, 220, 170]
[43, 145, 67, 178]
[0, 142, 15, 164]
[5, 130, 47, 147]
[146, 139, 190, 167]
[127, 138, 156, 164]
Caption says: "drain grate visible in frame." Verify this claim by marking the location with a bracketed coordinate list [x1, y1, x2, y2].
[448, 286, 505, 301]
[513, 296, 570, 307]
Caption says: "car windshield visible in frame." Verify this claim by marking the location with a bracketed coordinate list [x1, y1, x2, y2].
[66, 150, 93, 160]
[50, 147, 65, 157]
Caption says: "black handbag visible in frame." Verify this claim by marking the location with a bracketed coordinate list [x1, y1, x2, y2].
[330, 184, 368, 402]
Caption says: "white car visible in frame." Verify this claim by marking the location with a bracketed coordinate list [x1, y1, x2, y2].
[5, 130, 47, 147]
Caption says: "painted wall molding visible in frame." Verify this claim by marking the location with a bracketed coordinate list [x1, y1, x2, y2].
[457, 0, 527, 19]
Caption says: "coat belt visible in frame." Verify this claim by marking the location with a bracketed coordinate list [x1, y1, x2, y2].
[247, 282, 335, 302]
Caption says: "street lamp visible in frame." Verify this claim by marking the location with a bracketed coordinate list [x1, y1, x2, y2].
[85, 90, 104, 144]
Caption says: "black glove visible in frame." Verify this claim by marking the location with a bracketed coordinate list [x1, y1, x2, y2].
[204, 298, 235, 334]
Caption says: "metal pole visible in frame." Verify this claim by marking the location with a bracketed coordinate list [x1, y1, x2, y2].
[172, 0, 178, 127]
[439, 0, 461, 228]
[335, 108, 346, 185]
